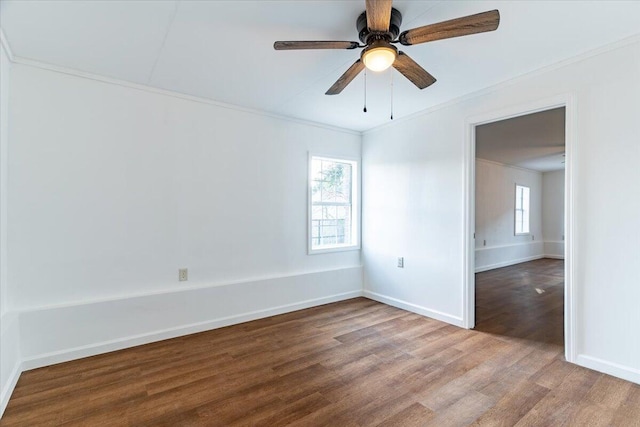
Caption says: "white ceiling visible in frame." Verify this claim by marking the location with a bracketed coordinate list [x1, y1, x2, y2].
[476, 107, 565, 172]
[2, 1, 640, 132]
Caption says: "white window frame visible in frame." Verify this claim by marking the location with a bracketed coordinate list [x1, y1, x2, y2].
[308, 153, 360, 254]
[514, 183, 530, 235]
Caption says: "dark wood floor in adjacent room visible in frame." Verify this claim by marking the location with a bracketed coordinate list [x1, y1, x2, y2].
[2, 259, 639, 426]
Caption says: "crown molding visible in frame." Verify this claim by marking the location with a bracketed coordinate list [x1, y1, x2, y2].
[11, 56, 361, 137]
[363, 32, 640, 135]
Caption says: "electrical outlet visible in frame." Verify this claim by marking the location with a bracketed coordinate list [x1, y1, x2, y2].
[397, 257, 404, 268]
[178, 268, 188, 281]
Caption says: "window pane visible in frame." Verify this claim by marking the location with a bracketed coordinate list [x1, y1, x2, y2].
[515, 185, 530, 234]
[311, 159, 352, 204]
[310, 156, 356, 251]
[522, 187, 530, 212]
[331, 162, 351, 203]
[311, 159, 323, 203]
[310, 204, 352, 248]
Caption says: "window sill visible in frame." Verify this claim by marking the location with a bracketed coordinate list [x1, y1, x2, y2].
[308, 245, 360, 255]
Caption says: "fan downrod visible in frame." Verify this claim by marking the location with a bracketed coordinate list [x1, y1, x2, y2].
[357, 8, 402, 44]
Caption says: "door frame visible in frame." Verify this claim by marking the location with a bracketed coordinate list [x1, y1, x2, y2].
[462, 94, 577, 363]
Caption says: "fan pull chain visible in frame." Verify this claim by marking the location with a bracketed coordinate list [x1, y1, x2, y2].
[390, 69, 394, 120]
[363, 69, 367, 113]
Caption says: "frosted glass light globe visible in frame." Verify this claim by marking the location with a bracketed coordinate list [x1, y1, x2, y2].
[362, 46, 397, 72]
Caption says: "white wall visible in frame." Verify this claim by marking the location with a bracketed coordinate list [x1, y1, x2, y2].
[0, 40, 7, 316]
[5, 62, 363, 379]
[363, 38, 640, 384]
[361, 107, 466, 326]
[474, 159, 543, 272]
[542, 170, 565, 258]
[474, 160, 565, 272]
[0, 38, 21, 417]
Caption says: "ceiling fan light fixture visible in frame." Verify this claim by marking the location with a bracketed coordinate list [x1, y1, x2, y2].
[274, 2, 500, 95]
[362, 43, 397, 72]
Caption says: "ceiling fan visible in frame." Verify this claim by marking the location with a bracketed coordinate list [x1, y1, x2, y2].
[274, 0, 500, 95]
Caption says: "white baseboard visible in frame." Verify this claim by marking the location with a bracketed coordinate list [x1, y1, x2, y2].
[576, 354, 640, 385]
[475, 241, 545, 273]
[21, 289, 362, 371]
[475, 253, 564, 272]
[363, 290, 464, 328]
[543, 241, 564, 259]
[0, 362, 21, 418]
[475, 254, 546, 273]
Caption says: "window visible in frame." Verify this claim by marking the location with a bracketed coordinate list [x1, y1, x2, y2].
[309, 155, 359, 253]
[515, 184, 530, 235]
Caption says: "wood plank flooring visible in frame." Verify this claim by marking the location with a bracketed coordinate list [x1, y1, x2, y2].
[2, 259, 639, 426]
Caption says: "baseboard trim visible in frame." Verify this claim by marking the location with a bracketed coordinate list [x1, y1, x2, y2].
[544, 254, 565, 260]
[21, 290, 362, 372]
[474, 242, 542, 252]
[576, 354, 640, 385]
[0, 362, 21, 417]
[363, 291, 464, 328]
[475, 254, 545, 273]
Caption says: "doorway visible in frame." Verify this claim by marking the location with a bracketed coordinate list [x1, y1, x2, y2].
[463, 96, 576, 362]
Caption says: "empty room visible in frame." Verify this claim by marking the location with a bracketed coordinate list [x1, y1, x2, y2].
[1, 1, 639, 425]
[474, 108, 566, 345]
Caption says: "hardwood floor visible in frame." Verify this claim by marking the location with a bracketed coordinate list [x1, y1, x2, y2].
[2, 259, 639, 426]
[475, 258, 565, 344]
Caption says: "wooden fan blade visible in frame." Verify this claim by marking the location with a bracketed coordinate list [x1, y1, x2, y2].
[326, 60, 365, 95]
[393, 52, 436, 89]
[274, 41, 360, 50]
[365, 0, 393, 32]
[399, 9, 500, 46]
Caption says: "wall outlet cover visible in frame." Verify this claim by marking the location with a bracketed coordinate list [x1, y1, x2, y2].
[179, 268, 188, 281]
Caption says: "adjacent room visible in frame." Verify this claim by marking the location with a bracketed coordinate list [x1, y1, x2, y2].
[474, 108, 566, 345]
[1, 0, 639, 425]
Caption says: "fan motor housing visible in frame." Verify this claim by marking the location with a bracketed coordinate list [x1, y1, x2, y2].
[357, 8, 402, 44]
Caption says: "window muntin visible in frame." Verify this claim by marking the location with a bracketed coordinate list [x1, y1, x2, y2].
[309, 156, 358, 252]
[515, 184, 530, 235]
